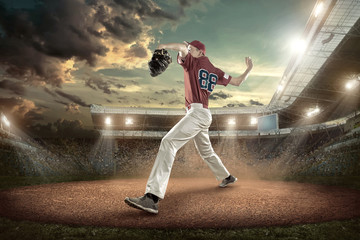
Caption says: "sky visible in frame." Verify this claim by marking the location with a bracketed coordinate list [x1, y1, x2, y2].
[0, 0, 317, 134]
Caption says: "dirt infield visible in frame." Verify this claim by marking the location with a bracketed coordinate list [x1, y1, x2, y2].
[0, 178, 359, 229]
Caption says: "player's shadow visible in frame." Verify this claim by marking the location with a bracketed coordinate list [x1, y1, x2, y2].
[171, 184, 236, 196]
[121, 209, 159, 218]
[121, 186, 236, 217]
[121, 181, 239, 218]
[162, 183, 239, 211]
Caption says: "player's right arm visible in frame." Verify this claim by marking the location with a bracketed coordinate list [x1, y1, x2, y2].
[229, 57, 253, 86]
[157, 42, 188, 58]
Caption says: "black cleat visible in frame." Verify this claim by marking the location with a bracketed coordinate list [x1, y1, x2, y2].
[125, 194, 159, 214]
[219, 175, 237, 188]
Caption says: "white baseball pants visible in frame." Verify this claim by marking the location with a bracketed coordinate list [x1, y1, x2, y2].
[145, 103, 230, 199]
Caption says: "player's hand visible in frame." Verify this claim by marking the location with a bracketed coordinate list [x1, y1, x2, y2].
[245, 57, 253, 71]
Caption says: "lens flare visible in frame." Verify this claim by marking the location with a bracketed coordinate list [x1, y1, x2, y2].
[314, 2, 324, 18]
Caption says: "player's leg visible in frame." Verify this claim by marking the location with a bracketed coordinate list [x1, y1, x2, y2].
[193, 129, 230, 181]
[193, 128, 237, 187]
[125, 107, 226, 213]
[125, 110, 208, 213]
[145, 110, 208, 199]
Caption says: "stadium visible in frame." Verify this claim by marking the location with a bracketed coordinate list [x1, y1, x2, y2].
[0, 0, 360, 239]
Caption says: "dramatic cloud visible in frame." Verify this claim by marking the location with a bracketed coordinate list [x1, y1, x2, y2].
[55, 100, 83, 114]
[100, 14, 143, 44]
[118, 96, 128, 101]
[168, 99, 183, 105]
[114, 83, 126, 89]
[0, 1, 97, 86]
[23, 110, 44, 122]
[155, 89, 178, 95]
[0, 0, 189, 86]
[125, 44, 149, 58]
[209, 90, 232, 100]
[112, 0, 179, 23]
[250, 99, 264, 106]
[55, 90, 90, 107]
[65, 103, 81, 114]
[54, 100, 69, 106]
[177, 0, 202, 17]
[0, 97, 45, 125]
[85, 76, 114, 94]
[129, 80, 140, 86]
[43, 87, 57, 97]
[178, 0, 194, 7]
[0, 79, 25, 95]
[84, 81, 97, 91]
[105, 77, 140, 89]
[223, 103, 246, 108]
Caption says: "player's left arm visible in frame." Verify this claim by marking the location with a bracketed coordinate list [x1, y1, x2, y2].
[157, 42, 188, 58]
[229, 57, 253, 86]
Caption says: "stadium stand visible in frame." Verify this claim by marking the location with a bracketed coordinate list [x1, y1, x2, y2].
[1, 121, 359, 179]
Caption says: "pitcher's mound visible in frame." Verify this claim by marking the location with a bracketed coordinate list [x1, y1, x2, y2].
[0, 178, 359, 228]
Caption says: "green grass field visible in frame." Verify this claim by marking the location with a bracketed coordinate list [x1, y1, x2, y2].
[0, 175, 359, 240]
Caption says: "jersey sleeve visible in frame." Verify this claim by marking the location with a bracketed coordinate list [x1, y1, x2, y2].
[216, 68, 232, 86]
[177, 53, 193, 71]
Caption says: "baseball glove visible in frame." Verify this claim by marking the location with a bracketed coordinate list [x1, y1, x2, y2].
[148, 49, 172, 77]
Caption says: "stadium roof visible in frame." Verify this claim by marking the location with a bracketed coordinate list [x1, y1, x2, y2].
[268, 0, 360, 127]
[91, 0, 360, 132]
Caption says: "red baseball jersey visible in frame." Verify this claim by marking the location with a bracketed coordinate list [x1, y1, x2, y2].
[177, 53, 232, 108]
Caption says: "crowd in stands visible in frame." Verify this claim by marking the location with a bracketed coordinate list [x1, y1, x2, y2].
[0, 128, 21, 141]
[0, 137, 96, 176]
[0, 125, 359, 179]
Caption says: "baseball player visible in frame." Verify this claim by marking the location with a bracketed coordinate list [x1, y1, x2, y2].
[125, 40, 253, 214]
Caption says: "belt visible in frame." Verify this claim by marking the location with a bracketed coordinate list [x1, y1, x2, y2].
[186, 103, 208, 111]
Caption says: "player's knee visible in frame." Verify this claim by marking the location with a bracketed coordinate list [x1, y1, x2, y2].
[160, 135, 173, 149]
[198, 148, 214, 159]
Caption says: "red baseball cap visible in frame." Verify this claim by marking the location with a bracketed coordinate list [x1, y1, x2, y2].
[186, 40, 206, 55]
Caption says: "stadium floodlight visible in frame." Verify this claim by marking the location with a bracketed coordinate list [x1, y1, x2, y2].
[125, 117, 133, 125]
[1, 115, 10, 127]
[250, 117, 258, 125]
[345, 81, 354, 90]
[277, 84, 284, 93]
[291, 38, 307, 54]
[345, 78, 360, 90]
[277, 77, 286, 93]
[228, 118, 236, 125]
[105, 117, 112, 125]
[306, 107, 320, 117]
[314, 1, 324, 18]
